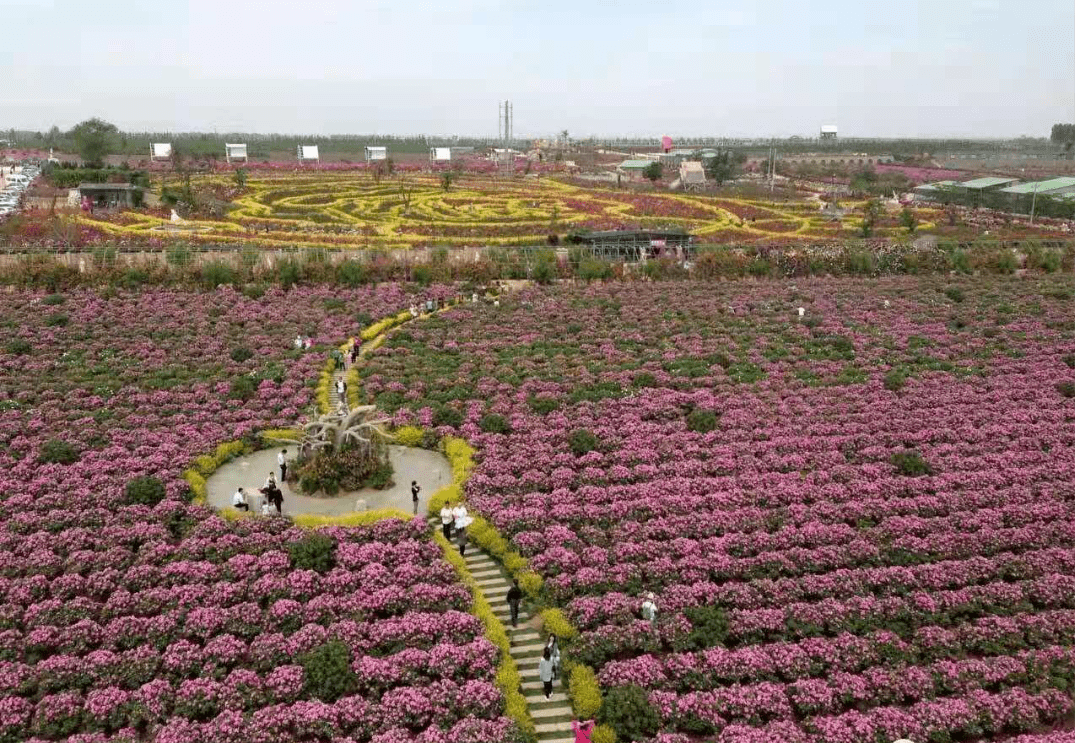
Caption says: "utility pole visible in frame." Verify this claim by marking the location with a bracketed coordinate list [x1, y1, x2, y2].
[1030, 182, 1039, 224]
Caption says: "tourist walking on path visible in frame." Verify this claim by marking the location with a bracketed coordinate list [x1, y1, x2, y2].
[278, 450, 288, 482]
[641, 592, 658, 623]
[572, 719, 595, 743]
[452, 503, 469, 533]
[545, 634, 561, 679]
[410, 480, 421, 516]
[456, 526, 468, 556]
[539, 648, 554, 699]
[440, 503, 454, 540]
[232, 488, 249, 511]
[349, 338, 361, 366]
[506, 579, 523, 628]
[335, 378, 347, 407]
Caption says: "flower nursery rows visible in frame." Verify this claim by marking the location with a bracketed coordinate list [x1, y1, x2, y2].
[0, 284, 517, 742]
[361, 276, 1075, 742]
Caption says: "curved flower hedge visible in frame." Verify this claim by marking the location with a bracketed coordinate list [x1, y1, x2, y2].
[0, 285, 520, 742]
[362, 277, 1075, 742]
[19, 172, 941, 250]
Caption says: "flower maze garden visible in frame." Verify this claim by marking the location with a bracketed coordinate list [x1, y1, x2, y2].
[3, 274, 1075, 743]
[58, 173, 939, 250]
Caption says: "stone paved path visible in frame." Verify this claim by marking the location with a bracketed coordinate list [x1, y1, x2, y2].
[430, 514, 578, 743]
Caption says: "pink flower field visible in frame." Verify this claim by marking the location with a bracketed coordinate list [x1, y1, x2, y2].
[363, 277, 1075, 743]
[0, 284, 519, 743]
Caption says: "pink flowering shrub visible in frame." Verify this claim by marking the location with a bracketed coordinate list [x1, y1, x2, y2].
[364, 277, 1075, 741]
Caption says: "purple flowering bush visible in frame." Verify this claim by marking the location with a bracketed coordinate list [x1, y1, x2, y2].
[364, 277, 1075, 742]
[0, 285, 517, 742]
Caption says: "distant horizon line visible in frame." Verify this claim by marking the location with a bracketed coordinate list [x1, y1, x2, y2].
[3, 127, 1058, 143]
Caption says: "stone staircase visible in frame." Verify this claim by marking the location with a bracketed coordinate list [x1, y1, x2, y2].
[431, 518, 578, 742]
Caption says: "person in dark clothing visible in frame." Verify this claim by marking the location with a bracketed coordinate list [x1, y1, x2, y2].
[350, 338, 361, 365]
[457, 527, 467, 556]
[411, 480, 421, 516]
[506, 579, 523, 628]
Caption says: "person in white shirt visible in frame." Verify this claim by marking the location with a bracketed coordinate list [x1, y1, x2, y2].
[335, 378, 347, 404]
[452, 503, 469, 532]
[440, 504, 454, 540]
[232, 488, 249, 511]
[294, 335, 303, 349]
[545, 635, 561, 680]
[278, 450, 288, 482]
[410, 304, 418, 318]
[538, 648, 554, 699]
[641, 593, 657, 623]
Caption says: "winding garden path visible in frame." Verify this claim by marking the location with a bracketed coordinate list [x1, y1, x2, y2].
[207, 293, 578, 741]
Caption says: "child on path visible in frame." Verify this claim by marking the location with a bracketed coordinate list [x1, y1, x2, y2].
[456, 527, 468, 556]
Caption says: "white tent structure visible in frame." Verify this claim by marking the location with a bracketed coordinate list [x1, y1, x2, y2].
[820, 125, 838, 140]
[298, 145, 320, 163]
[150, 143, 172, 161]
[225, 143, 248, 163]
[430, 147, 451, 163]
[365, 146, 387, 162]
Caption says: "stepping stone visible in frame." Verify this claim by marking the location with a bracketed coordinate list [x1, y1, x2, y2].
[534, 721, 575, 736]
[529, 705, 572, 721]
[509, 640, 545, 655]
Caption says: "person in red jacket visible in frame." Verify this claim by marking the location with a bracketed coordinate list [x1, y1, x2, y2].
[572, 719, 595, 743]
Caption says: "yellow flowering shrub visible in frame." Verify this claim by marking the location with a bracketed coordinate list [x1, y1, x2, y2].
[394, 425, 425, 447]
[568, 663, 603, 719]
[292, 509, 410, 528]
[541, 608, 578, 640]
[592, 724, 616, 743]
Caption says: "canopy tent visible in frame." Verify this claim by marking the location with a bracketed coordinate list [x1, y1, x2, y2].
[365, 146, 388, 162]
[430, 147, 451, 162]
[298, 145, 320, 162]
[225, 143, 248, 163]
[150, 143, 172, 160]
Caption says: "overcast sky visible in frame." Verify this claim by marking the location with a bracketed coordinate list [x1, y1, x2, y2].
[4, 0, 1073, 138]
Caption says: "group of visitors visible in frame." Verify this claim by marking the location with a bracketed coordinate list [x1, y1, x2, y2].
[231, 471, 284, 515]
[293, 335, 314, 350]
[439, 501, 472, 554]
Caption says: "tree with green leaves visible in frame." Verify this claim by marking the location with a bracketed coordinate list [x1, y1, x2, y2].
[702, 150, 741, 186]
[643, 162, 662, 183]
[860, 198, 883, 237]
[1052, 123, 1075, 157]
[899, 206, 918, 234]
[68, 118, 118, 167]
